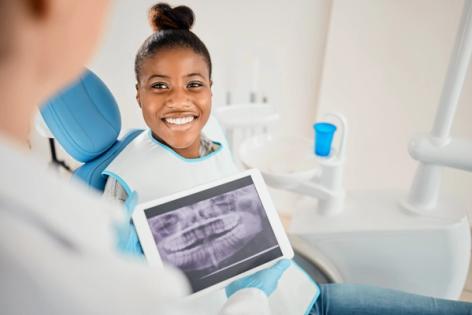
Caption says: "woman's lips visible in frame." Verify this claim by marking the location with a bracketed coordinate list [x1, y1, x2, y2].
[161, 115, 198, 131]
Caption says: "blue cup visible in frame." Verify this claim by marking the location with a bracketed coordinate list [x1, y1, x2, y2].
[314, 122, 337, 157]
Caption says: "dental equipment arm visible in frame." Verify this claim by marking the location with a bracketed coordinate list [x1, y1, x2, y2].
[405, 0, 472, 212]
[409, 136, 472, 172]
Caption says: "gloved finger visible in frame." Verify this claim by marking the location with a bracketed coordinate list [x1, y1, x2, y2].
[269, 259, 291, 275]
[247, 259, 291, 280]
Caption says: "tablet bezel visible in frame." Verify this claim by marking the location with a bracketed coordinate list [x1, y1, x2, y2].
[132, 169, 294, 298]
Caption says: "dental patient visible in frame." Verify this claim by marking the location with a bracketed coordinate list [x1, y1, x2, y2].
[103, 3, 238, 208]
[102, 4, 241, 257]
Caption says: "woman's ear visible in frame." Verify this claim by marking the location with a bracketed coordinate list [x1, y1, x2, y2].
[135, 83, 142, 108]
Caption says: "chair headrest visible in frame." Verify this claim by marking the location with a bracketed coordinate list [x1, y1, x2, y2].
[40, 69, 121, 163]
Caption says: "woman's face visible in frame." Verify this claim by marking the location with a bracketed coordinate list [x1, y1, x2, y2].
[136, 48, 212, 158]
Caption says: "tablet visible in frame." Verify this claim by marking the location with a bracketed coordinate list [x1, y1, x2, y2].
[132, 169, 294, 297]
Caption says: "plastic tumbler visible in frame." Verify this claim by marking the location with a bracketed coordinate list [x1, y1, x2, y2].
[314, 122, 337, 157]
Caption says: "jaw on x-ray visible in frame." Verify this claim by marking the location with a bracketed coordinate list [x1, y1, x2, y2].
[149, 185, 263, 272]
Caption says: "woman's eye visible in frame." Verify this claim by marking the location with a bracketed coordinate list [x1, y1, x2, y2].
[151, 82, 168, 89]
[187, 81, 203, 88]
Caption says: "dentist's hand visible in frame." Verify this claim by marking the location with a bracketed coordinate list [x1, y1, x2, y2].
[115, 191, 144, 256]
[225, 259, 291, 298]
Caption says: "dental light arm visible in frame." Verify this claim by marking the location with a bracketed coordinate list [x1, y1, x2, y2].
[405, 0, 472, 212]
[409, 136, 472, 172]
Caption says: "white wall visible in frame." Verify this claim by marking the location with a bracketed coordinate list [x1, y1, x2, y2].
[317, 0, 472, 210]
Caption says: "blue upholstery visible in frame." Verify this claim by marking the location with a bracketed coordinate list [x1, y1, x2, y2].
[40, 68, 143, 191]
[74, 129, 142, 191]
[40, 69, 122, 163]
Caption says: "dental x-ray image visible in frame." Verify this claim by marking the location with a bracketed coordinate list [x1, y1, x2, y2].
[145, 177, 283, 292]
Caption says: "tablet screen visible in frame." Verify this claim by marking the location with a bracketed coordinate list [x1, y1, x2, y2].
[143, 176, 283, 292]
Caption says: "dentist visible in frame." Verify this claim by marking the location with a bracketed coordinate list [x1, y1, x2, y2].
[0, 0, 287, 314]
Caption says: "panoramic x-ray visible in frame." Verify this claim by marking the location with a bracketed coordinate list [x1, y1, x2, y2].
[147, 183, 281, 291]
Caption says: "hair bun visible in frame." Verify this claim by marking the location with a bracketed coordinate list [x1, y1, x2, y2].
[148, 3, 194, 32]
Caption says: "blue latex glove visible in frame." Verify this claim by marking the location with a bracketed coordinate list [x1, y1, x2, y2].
[114, 191, 144, 256]
[225, 259, 291, 298]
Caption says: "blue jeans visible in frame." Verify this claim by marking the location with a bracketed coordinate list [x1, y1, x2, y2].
[310, 284, 472, 315]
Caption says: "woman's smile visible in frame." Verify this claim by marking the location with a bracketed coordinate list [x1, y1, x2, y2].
[164, 116, 194, 125]
[161, 112, 200, 132]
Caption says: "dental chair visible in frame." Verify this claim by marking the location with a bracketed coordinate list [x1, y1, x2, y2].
[39, 69, 229, 191]
[40, 69, 142, 190]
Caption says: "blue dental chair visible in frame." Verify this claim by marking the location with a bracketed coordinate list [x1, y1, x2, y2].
[40, 69, 143, 191]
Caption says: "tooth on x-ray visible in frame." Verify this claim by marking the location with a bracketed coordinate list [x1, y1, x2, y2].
[149, 185, 263, 271]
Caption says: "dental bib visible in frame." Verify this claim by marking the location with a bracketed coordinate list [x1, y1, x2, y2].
[103, 129, 238, 204]
[104, 129, 319, 314]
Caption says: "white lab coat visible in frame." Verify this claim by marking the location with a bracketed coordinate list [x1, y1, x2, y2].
[0, 137, 270, 315]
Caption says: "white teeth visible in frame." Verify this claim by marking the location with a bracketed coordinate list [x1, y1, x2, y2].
[162, 213, 240, 253]
[164, 116, 195, 125]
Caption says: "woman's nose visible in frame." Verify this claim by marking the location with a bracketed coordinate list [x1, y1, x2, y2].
[166, 87, 190, 108]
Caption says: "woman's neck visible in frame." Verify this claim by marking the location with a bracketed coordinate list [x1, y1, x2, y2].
[151, 132, 201, 159]
[174, 144, 201, 159]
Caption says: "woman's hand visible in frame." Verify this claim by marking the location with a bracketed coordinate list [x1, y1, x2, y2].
[225, 259, 291, 298]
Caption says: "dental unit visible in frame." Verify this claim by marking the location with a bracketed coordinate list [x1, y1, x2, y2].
[226, 0, 472, 300]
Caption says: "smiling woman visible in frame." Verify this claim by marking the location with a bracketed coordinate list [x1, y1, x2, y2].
[102, 3, 238, 216]
[137, 47, 212, 157]
[133, 3, 215, 158]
